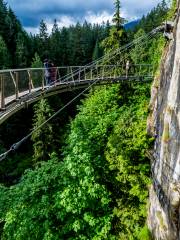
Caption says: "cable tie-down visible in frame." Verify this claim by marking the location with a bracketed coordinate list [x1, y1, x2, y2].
[0, 153, 7, 161]
[163, 20, 174, 40]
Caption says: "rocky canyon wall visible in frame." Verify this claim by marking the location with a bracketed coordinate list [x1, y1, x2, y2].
[147, 1, 180, 239]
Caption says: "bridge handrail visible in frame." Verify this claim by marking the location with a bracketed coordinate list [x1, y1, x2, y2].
[0, 64, 153, 74]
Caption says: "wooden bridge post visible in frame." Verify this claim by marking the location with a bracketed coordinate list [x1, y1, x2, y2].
[102, 66, 105, 79]
[27, 70, 34, 93]
[96, 66, 99, 78]
[113, 66, 116, 78]
[15, 72, 19, 100]
[57, 68, 61, 83]
[84, 67, 86, 80]
[42, 70, 44, 90]
[78, 67, 81, 82]
[90, 68, 93, 80]
[109, 66, 112, 78]
[0, 74, 5, 110]
[70, 67, 74, 82]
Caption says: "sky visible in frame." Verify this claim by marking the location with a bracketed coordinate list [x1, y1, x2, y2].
[6, 0, 163, 34]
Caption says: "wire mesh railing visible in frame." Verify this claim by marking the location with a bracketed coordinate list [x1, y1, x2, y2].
[0, 64, 153, 110]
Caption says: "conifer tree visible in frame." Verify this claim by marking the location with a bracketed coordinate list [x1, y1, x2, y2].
[15, 33, 28, 67]
[112, 0, 125, 30]
[101, 0, 127, 54]
[52, 19, 58, 34]
[92, 39, 101, 61]
[38, 20, 49, 59]
[49, 19, 61, 64]
[39, 20, 48, 41]
[30, 53, 43, 86]
[0, 35, 11, 68]
[31, 98, 54, 163]
[130, 29, 148, 64]
[31, 52, 43, 68]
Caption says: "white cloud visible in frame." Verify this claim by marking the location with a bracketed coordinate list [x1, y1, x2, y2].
[25, 12, 113, 34]
[8, 0, 163, 33]
[85, 11, 113, 25]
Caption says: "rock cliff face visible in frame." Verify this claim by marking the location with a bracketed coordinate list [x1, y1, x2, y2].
[147, 1, 180, 239]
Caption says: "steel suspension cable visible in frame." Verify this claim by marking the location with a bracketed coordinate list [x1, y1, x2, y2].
[0, 78, 101, 162]
[58, 31, 157, 83]
[0, 29, 160, 162]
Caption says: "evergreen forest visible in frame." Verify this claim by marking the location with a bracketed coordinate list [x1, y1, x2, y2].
[0, 0, 176, 239]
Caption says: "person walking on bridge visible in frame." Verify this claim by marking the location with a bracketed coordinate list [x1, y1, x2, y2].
[49, 60, 57, 85]
[126, 60, 130, 78]
[44, 59, 50, 86]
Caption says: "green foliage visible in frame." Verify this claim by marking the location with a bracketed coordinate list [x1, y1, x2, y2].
[134, 0, 168, 33]
[130, 29, 149, 64]
[92, 40, 103, 61]
[148, 35, 166, 71]
[137, 225, 152, 240]
[0, 0, 171, 239]
[112, 0, 126, 29]
[0, 35, 11, 68]
[0, 83, 154, 239]
[31, 52, 43, 68]
[101, 27, 125, 53]
[37, 20, 50, 59]
[0, 86, 123, 239]
[105, 84, 153, 238]
[30, 53, 43, 86]
[15, 32, 29, 67]
[0, 157, 113, 240]
[31, 98, 54, 163]
[167, 0, 177, 19]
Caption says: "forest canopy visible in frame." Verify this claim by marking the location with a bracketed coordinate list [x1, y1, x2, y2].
[0, 0, 174, 239]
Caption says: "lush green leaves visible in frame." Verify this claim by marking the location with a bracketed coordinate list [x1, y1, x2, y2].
[31, 99, 54, 163]
[0, 35, 11, 68]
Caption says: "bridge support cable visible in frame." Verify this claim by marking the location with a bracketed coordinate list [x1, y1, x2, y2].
[0, 78, 101, 162]
[58, 30, 159, 84]
[0, 30, 159, 113]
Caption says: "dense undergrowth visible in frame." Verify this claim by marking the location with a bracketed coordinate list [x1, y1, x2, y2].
[0, 83, 153, 240]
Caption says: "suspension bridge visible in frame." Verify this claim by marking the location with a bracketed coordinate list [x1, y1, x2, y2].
[0, 64, 153, 125]
[0, 20, 171, 125]
[0, 21, 173, 160]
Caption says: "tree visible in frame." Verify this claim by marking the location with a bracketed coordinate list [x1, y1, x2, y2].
[92, 40, 101, 61]
[51, 19, 58, 34]
[134, 0, 168, 33]
[5, 8, 23, 66]
[105, 84, 152, 238]
[31, 52, 43, 68]
[101, 0, 127, 54]
[0, 0, 7, 38]
[49, 19, 61, 65]
[130, 29, 149, 64]
[30, 53, 43, 87]
[101, 26, 124, 53]
[112, 0, 125, 30]
[14, 32, 28, 67]
[31, 98, 54, 163]
[39, 20, 48, 42]
[0, 35, 11, 68]
[38, 20, 49, 59]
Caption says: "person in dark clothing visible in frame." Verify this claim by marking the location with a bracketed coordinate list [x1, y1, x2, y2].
[44, 59, 51, 85]
[49, 60, 57, 85]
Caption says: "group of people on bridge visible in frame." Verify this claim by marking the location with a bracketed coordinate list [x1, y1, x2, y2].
[44, 59, 57, 86]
